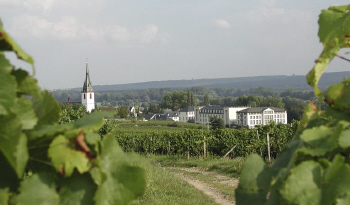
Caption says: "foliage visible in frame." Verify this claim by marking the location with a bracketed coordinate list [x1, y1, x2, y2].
[110, 123, 295, 158]
[236, 5, 350, 205]
[58, 102, 86, 124]
[203, 93, 210, 106]
[117, 105, 129, 118]
[209, 116, 225, 130]
[0, 22, 145, 204]
[160, 91, 198, 110]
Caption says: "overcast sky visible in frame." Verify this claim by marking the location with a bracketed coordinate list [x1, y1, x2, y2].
[1, 0, 349, 90]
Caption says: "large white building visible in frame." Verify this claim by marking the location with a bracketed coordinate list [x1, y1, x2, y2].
[195, 106, 248, 127]
[237, 107, 287, 128]
[81, 61, 95, 113]
[178, 106, 198, 122]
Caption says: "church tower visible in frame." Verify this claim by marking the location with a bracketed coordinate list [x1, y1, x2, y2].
[81, 60, 95, 113]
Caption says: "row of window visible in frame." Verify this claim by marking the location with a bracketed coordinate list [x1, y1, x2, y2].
[199, 109, 224, 114]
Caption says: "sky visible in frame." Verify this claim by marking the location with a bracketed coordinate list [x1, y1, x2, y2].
[1, 0, 349, 90]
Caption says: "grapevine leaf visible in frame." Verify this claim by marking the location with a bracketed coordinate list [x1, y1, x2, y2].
[339, 129, 350, 148]
[280, 161, 323, 205]
[307, 5, 350, 98]
[33, 91, 60, 126]
[297, 103, 319, 133]
[12, 97, 38, 129]
[0, 152, 19, 191]
[58, 172, 97, 205]
[94, 134, 146, 205]
[0, 188, 9, 205]
[0, 21, 34, 70]
[17, 173, 59, 205]
[90, 167, 103, 186]
[0, 52, 16, 115]
[12, 69, 40, 97]
[48, 135, 90, 177]
[325, 78, 350, 110]
[337, 195, 350, 205]
[73, 111, 112, 131]
[318, 5, 350, 45]
[0, 114, 28, 177]
[322, 155, 350, 205]
[299, 126, 338, 156]
[235, 154, 275, 205]
[27, 123, 73, 140]
[85, 132, 100, 153]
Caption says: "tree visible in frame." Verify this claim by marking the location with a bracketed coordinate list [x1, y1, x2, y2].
[204, 93, 210, 106]
[117, 105, 129, 118]
[209, 116, 225, 130]
[160, 91, 198, 110]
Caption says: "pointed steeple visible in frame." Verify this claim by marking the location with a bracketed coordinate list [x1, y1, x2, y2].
[82, 60, 93, 92]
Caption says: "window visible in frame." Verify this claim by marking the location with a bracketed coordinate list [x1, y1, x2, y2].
[84, 94, 85, 99]
[90, 93, 92, 99]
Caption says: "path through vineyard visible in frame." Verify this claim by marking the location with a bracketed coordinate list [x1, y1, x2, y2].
[168, 167, 238, 205]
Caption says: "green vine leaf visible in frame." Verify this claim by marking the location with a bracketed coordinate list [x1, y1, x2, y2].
[280, 161, 323, 205]
[0, 52, 16, 115]
[299, 126, 338, 156]
[17, 173, 59, 205]
[12, 69, 40, 97]
[325, 78, 350, 110]
[58, 172, 97, 205]
[0, 188, 9, 205]
[94, 134, 146, 205]
[0, 21, 34, 72]
[0, 114, 28, 177]
[12, 97, 38, 130]
[33, 91, 60, 126]
[306, 5, 350, 99]
[48, 135, 90, 177]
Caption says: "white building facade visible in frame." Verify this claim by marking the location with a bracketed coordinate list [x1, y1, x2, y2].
[178, 106, 198, 122]
[195, 106, 248, 126]
[81, 61, 95, 113]
[237, 107, 287, 128]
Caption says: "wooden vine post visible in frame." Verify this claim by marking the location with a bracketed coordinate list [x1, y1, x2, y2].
[267, 132, 271, 164]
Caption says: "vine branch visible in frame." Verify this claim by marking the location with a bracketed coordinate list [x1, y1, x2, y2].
[335, 54, 350, 63]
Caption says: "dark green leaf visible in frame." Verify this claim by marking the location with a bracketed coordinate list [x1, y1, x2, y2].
[58, 172, 97, 205]
[0, 152, 19, 191]
[12, 97, 37, 129]
[0, 114, 28, 177]
[73, 111, 112, 131]
[0, 52, 16, 115]
[94, 134, 146, 205]
[321, 155, 350, 205]
[339, 129, 350, 149]
[33, 91, 60, 126]
[0, 23, 34, 69]
[17, 173, 59, 205]
[12, 69, 40, 97]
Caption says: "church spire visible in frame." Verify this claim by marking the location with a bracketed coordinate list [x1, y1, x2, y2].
[82, 60, 93, 92]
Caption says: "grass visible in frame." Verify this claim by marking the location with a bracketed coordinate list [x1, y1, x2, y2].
[132, 158, 217, 205]
[153, 155, 244, 178]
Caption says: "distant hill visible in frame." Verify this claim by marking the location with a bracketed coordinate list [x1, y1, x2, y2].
[70, 71, 350, 92]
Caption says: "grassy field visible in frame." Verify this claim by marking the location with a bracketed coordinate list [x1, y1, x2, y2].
[154, 155, 244, 178]
[133, 157, 218, 205]
[132, 155, 243, 205]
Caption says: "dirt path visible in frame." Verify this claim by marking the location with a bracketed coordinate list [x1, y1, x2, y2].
[169, 167, 237, 205]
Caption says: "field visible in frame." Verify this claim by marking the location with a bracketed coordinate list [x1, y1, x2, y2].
[133, 156, 243, 205]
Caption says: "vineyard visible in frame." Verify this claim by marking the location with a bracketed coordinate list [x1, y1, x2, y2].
[99, 120, 298, 159]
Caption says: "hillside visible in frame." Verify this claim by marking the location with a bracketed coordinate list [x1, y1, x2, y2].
[70, 71, 350, 91]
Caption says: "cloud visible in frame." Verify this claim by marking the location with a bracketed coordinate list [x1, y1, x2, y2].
[0, 0, 55, 12]
[213, 19, 231, 29]
[10, 15, 166, 44]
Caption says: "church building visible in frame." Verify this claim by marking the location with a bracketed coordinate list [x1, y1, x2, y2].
[81, 61, 95, 113]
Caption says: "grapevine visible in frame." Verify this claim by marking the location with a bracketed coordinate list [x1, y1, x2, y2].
[0, 21, 145, 205]
[236, 5, 350, 205]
